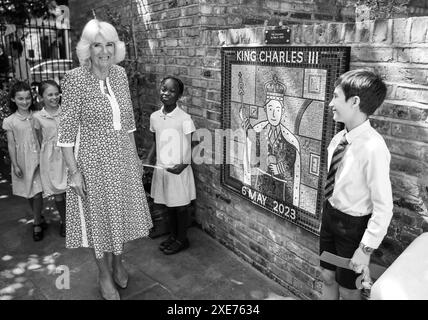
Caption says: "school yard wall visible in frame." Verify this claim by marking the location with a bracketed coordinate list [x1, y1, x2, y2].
[68, 0, 428, 299]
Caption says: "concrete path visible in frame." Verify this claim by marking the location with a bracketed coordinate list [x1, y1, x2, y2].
[0, 175, 297, 300]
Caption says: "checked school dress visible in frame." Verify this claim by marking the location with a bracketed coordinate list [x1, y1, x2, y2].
[2, 111, 43, 199]
[57, 65, 153, 258]
[33, 108, 67, 196]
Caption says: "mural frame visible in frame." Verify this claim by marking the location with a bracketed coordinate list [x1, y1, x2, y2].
[221, 46, 350, 235]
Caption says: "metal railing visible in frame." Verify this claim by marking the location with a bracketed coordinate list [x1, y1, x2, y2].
[0, 17, 72, 89]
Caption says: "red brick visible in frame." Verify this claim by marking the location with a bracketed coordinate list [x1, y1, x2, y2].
[395, 86, 428, 104]
[351, 47, 394, 62]
[344, 22, 356, 43]
[410, 17, 428, 43]
[328, 23, 344, 43]
[391, 154, 427, 176]
[397, 48, 428, 64]
[372, 19, 391, 43]
[391, 123, 428, 143]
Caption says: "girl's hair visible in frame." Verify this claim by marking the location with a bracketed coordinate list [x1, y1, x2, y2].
[38, 80, 61, 96]
[161, 76, 184, 97]
[9, 81, 36, 112]
[76, 19, 126, 67]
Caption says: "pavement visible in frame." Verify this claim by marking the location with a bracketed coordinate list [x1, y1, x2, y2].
[0, 173, 297, 301]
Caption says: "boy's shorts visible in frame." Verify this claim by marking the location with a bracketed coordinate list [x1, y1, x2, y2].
[319, 200, 371, 290]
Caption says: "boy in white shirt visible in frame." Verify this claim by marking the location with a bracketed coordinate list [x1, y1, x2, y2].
[319, 69, 393, 300]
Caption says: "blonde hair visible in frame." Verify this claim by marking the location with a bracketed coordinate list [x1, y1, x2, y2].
[76, 19, 126, 67]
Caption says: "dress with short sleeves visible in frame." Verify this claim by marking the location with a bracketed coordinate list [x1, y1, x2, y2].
[57, 65, 152, 259]
[33, 108, 67, 196]
[2, 112, 42, 198]
[149, 106, 196, 207]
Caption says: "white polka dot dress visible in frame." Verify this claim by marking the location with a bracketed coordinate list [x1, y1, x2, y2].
[57, 65, 153, 259]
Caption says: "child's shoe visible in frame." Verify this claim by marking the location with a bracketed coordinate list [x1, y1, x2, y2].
[163, 238, 189, 255]
[32, 224, 44, 241]
[40, 216, 48, 229]
[159, 236, 175, 251]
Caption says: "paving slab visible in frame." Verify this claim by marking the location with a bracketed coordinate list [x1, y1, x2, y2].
[126, 283, 177, 300]
[126, 228, 294, 300]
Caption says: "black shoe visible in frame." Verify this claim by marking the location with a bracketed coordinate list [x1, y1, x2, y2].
[59, 222, 66, 237]
[33, 224, 44, 241]
[159, 236, 176, 251]
[163, 239, 189, 255]
[40, 216, 48, 230]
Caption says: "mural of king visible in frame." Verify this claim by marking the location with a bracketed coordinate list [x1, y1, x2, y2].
[242, 74, 301, 206]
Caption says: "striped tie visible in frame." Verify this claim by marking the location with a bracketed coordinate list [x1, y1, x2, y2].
[324, 135, 348, 200]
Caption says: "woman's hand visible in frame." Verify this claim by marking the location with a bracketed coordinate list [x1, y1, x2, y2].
[13, 165, 23, 178]
[166, 164, 188, 175]
[69, 170, 87, 199]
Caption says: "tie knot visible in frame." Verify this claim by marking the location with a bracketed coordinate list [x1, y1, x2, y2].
[339, 135, 348, 147]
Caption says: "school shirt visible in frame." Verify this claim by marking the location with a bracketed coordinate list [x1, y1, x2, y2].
[327, 120, 393, 249]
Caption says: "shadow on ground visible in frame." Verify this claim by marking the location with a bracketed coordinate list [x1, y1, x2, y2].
[0, 175, 297, 300]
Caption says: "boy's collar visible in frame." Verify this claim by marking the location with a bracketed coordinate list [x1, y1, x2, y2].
[344, 120, 371, 143]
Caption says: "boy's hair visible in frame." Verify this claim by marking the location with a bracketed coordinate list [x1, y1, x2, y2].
[38, 80, 61, 96]
[161, 76, 184, 97]
[9, 81, 36, 112]
[334, 69, 387, 116]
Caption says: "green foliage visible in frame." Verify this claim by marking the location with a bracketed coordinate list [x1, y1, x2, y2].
[0, 0, 52, 25]
[357, 0, 410, 18]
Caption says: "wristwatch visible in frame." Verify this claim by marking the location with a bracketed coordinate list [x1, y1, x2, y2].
[359, 243, 374, 255]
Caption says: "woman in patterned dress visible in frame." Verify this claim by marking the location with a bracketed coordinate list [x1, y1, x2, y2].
[57, 19, 153, 300]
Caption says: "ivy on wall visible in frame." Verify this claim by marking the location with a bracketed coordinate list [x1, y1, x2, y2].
[0, 0, 50, 25]
[356, 0, 410, 19]
[102, 4, 148, 158]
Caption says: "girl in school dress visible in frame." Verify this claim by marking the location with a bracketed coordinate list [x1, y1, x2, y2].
[2, 81, 44, 241]
[34, 80, 67, 237]
[147, 76, 197, 255]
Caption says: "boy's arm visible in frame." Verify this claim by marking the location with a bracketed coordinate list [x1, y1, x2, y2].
[350, 145, 393, 271]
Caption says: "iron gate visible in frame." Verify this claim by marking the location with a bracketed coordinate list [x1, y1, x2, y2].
[0, 16, 72, 90]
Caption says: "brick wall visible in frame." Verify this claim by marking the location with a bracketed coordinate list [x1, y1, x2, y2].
[68, 0, 428, 299]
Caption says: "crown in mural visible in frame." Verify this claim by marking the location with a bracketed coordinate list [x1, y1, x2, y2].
[265, 74, 286, 101]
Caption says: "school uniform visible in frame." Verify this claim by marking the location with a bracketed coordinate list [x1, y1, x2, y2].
[320, 120, 393, 289]
[33, 108, 67, 196]
[149, 106, 196, 207]
[2, 112, 43, 198]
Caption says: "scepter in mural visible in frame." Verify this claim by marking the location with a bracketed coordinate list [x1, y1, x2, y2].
[238, 72, 252, 185]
